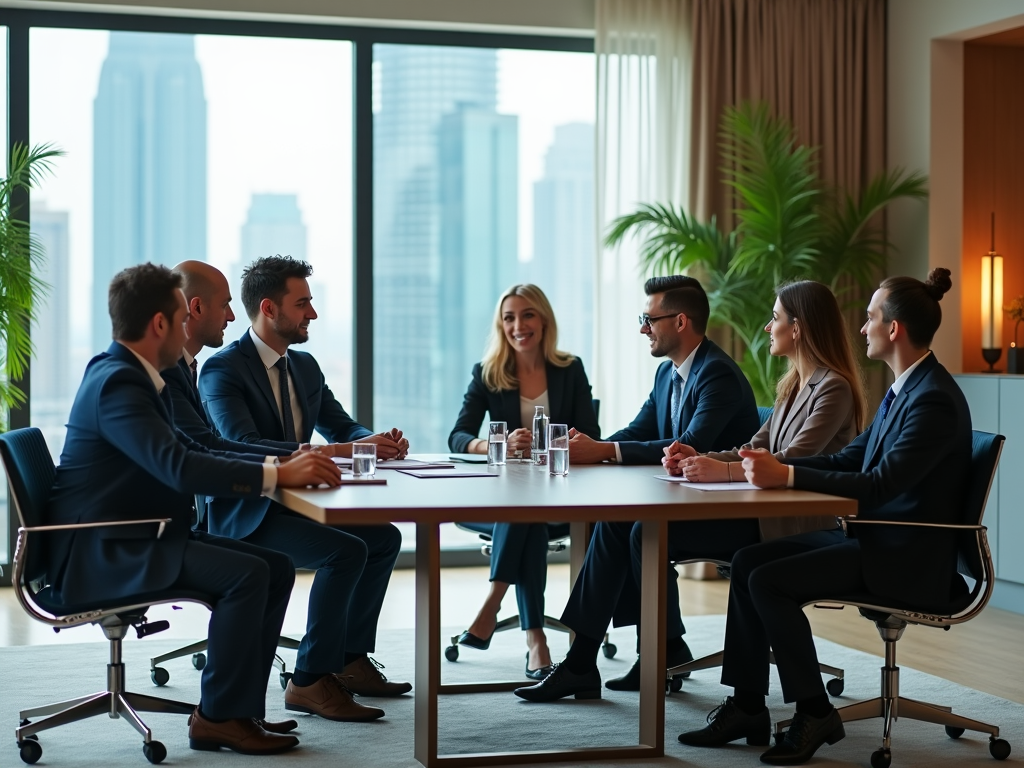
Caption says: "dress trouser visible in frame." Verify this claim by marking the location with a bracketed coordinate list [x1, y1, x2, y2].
[170, 532, 295, 721]
[561, 518, 761, 645]
[481, 522, 552, 630]
[720, 527, 861, 703]
[243, 503, 402, 674]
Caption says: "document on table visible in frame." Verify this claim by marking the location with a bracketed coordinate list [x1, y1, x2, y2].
[374, 459, 456, 470]
[654, 475, 760, 491]
[397, 470, 499, 479]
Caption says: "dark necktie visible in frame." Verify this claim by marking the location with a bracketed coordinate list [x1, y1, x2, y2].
[670, 371, 684, 436]
[188, 358, 198, 390]
[879, 386, 896, 422]
[274, 357, 297, 442]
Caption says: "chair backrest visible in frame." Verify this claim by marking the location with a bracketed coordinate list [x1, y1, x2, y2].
[592, 398, 601, 424]
[958, 430, 1004, 582]
[0, 428, 56, 585]
[757, 406, 773, 427]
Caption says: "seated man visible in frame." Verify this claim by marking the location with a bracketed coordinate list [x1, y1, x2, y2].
[515, 275, 760, 701]
[47, 263, 343, 755]
[199, 255, 411, 722]
[678, 269, 971, 766]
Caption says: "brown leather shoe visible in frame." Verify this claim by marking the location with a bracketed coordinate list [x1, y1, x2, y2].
[342, 656, 412, 697]
[284, 675, 385, 721]
[254, 717, 299, 734]
[188, 708, 299, 755]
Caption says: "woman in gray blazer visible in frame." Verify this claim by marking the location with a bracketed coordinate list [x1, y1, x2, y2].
[667, 280, 867, 540]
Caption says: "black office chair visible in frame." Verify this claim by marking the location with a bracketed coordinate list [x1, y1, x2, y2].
[774, 431, 1010, 767]
[1, 428, 206, 766]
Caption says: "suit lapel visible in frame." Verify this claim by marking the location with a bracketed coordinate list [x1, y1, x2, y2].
[675, 340, 710, 436]
[108, 342, 173, 426]
[287, 354, 312, 441]
[864, 355, 935, 468]
[240, 332, 284, 425]
[502, 388, 521, 431]
[546, 363, 565, 424]
[775, 368, 824, 451]
[656, 364, 672, 437]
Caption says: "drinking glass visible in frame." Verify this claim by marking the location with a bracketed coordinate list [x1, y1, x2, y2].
[488, 421, 508, 466]
[548, 423, 569, 476]
[352, 443, 377, 477]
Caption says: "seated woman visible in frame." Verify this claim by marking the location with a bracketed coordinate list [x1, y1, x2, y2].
[449, 284, 600, 678]
[514, 280, 865, 701]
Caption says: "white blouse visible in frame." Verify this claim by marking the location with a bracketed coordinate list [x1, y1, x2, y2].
[520, 390, 550, 431]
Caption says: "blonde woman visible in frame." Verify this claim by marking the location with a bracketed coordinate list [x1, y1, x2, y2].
[448, 284, 600, 677]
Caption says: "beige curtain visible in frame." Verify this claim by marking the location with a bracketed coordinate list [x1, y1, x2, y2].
[592, 0, 694, 435]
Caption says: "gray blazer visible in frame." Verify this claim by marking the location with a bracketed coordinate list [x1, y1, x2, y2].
[705, 367, 858, 541]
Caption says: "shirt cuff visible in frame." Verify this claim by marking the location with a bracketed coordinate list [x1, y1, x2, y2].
[787, 464, 795, 489]
[261, 457, 278, 495]
[612, 442, 622, 464]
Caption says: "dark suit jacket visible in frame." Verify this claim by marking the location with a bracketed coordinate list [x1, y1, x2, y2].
[199, 329, 373, 539]
[607, 339, 760, 464]
[448, 358, 601, 453]
[787, 354, 972, 606]
[163, 356, 292, 457]
[45, 342, 266, 605]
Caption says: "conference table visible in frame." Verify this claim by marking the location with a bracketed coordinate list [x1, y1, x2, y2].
[272, 456, 856, 768]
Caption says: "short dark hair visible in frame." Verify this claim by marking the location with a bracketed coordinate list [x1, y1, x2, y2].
[643, 275, 710, 334]
[108, 263, 182, 342]
[879, 268, 952, 348]
[240, 255, 313, 320]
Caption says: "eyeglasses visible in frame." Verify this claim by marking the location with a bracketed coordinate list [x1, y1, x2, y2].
[638, 313, 677, 329]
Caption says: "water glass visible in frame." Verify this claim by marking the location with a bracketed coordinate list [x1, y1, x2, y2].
[548, 423, 569, 476]
[488, 421, 508, 466]
[352, 443, 377, 477]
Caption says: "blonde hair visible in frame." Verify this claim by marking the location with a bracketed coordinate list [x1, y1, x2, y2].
[481, 284, 574, 392]
[774, 281, 868, 431]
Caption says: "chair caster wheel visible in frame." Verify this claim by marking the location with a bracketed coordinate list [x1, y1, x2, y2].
[445, 645, 459, 662]
[18, 739, 42, 765]
[945, 726, 965, 739]
[870, 748, 892, 768]
[143, 740, 167, 764]
[151, 667, 170, 686]
[990, 738, 1011, 760]
[280, 671, 292, 690]
[192, 652, 207, 670]
[602, 642, 617, 659]
[826, 677, 844, 697]
[667, 676, 683, 693]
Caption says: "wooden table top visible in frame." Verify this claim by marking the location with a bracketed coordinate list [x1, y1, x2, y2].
[272, 454, 857, 526]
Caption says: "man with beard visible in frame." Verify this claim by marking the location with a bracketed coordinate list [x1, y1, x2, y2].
[199, 255, 412, 723]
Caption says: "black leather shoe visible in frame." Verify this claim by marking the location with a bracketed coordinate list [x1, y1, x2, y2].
[456, 630, 493, 651]
[514, 664, 601, 702]
[759, 708, 844, 765]
[678, 697, 771, 747]
[606, 641, 694, 691]
[525, 652, 555, 681]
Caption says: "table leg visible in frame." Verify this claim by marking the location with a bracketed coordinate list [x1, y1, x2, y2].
[639, 518, 667, 753]
[415, 521, 441, 768]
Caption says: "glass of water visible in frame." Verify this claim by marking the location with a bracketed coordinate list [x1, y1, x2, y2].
[352, 443, 377, 477]
[548, 423, 569, 476]
[487, 421, 508, 466]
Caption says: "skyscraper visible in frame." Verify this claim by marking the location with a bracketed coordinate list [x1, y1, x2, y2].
[531, 122, 595, 366]
[374, 45, 512, 450]
[92, 31, 207, 354]
[31, 202, 71, 404]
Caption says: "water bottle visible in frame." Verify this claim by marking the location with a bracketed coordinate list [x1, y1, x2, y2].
[532, 405, 550, 466]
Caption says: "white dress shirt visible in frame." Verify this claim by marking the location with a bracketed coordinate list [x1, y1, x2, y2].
[249, 327, 305, 441]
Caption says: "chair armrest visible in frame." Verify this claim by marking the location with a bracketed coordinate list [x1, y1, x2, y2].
[21, 518, 174, 540]
[841, 517, 983, 532]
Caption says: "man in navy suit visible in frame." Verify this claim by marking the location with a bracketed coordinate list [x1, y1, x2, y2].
[516, 276, 760, 702]
[199, 256, 411, 721]
[678, 269, 970, 765]
[47, 263, 343, 755]
[568, 275, 759, 465]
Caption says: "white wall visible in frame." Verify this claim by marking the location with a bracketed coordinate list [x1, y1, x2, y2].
[0, 0, 595, 35]
[888, 0, 1024, 369]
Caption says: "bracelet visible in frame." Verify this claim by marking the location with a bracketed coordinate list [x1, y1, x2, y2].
[727, 462, 735, 483]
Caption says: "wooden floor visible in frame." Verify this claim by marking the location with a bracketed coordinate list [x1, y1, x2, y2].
[3, 564, 1022, 704]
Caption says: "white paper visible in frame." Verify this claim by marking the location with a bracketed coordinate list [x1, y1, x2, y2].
[398, 470, 500, 479]
[375, 459, 455, 470]
[653, 475, 760, 491]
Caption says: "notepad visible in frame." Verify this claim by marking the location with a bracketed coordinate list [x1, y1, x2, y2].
[654, 475, 760, 491]
[375, 459, 456, 470]
[397, 470, 499, 479]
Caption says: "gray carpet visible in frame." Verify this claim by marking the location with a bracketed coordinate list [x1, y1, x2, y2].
[3, 615, 1020, 767]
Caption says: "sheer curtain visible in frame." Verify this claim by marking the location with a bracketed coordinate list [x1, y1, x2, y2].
[592, 0, 693, 436]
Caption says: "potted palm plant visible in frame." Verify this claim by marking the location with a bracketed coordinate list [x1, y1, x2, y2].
[606, 102, 927, 404]
[0, 143, 63, 427]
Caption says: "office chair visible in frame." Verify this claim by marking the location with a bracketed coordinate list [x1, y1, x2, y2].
[774, 431, 1010, 767]
[2, 428, 205, 766]
[664, 406, 844, 696]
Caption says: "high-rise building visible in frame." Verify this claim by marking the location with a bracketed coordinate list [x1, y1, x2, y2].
[531, 122, 595, 366]
[235, 193, 307, 297]
[31, 202, 71, 403]
[92, 31, 207, 354]
[373, 45, 511, 450]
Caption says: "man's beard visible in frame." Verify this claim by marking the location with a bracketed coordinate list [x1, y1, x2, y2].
[274, 318, 309, 346]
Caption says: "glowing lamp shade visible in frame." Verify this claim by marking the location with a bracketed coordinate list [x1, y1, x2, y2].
[981, 251, 1004, 371]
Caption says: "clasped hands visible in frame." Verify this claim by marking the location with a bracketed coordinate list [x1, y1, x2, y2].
[661, 442, 789, 487]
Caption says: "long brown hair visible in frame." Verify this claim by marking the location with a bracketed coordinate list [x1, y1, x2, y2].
[481, 284, 574, 392]
[775, 281, 867, 431]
